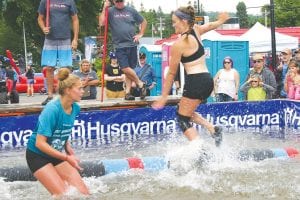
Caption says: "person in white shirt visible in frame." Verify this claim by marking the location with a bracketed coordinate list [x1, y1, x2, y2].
[214, 56, 240, 102]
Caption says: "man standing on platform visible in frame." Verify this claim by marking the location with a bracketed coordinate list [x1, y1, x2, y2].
[99, 0, 148, 100]
[38, 0, 79, 105]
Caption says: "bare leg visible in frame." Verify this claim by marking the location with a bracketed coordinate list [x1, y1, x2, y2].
[55, 162, 90, 195]
[122, 67, 143, 90]
[46, 67, 55, 97]
[34, 164, 67, 196]
[177, 97, 202, 141]
[191, 112, 215, 135]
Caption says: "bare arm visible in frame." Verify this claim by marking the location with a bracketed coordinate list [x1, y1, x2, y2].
[234, 69, 240, 94]
[133, 19, 147, 43]
[195, 12, 229, 35]
[36, 135, 82, 170]
[71, 15, 79, 50]
[37, 14, 50, 34]
[99, 0, 111, 26]
[152, 42, 182, 109]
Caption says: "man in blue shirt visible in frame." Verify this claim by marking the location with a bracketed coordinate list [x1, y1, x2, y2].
[38, 0, 79, 105]
[99, 0, 148, 100]
[132, 53, 156, 97]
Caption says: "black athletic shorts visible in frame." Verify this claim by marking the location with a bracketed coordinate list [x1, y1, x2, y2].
[182, 72, 214, 100]
[26, 149, 64, 174]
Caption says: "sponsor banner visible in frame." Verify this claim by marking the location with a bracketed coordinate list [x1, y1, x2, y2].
[0, 100, 299, 148]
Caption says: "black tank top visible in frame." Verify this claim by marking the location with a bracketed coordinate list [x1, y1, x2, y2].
[180, 29, 205, 64]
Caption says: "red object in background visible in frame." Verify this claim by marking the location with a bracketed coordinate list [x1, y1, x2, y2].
[6, 50, 21, 75]
[16, 73, 58, 93]
[46, 0, 50, 27]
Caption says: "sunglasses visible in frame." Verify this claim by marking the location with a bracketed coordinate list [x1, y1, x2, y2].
[139, 56, 146, 59]
[115, 0, 124, 2]
[253, 60, 262, 64]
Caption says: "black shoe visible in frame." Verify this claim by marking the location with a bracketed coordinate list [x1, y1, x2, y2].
[212, 126, 223, 147]
[124, 93, 135, 101]
[139, 83, 147, 100]
[41, 96, 53, 105]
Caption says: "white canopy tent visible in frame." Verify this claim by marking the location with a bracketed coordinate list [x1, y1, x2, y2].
[240, 22, 299, 53]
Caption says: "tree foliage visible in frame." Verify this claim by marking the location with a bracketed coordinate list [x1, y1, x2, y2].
[273, 0, 300, 27]
[236, 2, 248, 28]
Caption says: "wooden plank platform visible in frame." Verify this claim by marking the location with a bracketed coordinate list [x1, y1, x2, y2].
[0, 96, 181, 116]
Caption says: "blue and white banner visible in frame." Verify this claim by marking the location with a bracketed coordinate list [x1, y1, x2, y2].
[0, 100, 299, 148]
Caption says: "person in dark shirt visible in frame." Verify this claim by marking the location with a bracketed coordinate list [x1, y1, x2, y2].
[104, 51, 125, 99]
[25, 65, 35, 97]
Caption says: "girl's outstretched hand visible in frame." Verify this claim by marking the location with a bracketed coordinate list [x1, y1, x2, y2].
[152, 97, 167, 110]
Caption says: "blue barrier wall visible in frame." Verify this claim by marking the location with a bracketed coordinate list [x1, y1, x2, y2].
[0, 100, 299, 148]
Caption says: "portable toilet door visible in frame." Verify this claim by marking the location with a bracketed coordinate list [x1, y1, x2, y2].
[139, 44, 162, 96]
[215, 40, 249, 100]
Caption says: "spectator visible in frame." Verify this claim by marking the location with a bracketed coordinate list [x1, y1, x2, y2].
[5, 65, 15, 98]
[73, 59, 99, 100]
[0, 61, 6, 80]
[294, 48, 300, 62]
[245, 53, 277, 99]
[214, 56, 240, 102]
[240, 74, 275, 101]
[17, 54, 26, 74]
[99, 0, 148, 101]
[274, 48, 292, 98]
[131, 52, 156, 97]
[104, 51, 126, 99]
[25, 65, 35, 97]
[38, 0, 79, 105]
[284, 59, 300, 100]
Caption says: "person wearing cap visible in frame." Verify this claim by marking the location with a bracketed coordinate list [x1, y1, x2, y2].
[99, 0, 148, 101]
[294, 48, 300, 63]
[72, 59, 100, 100]
[245, 53, 277, 99]
[131, 52, 157, 97]
[274, 48, 292, 98]
[104, 51, 126, 99]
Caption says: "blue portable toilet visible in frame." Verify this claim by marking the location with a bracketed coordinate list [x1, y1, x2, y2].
[138, 45, 162, 96]
[203, 39, 249, 100]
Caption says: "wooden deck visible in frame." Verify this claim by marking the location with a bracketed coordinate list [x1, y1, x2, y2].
[0, 96, 181, 116]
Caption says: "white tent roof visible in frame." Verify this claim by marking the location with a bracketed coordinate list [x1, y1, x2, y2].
[202, 30, 243, 41]
[240, 22, 299, 53]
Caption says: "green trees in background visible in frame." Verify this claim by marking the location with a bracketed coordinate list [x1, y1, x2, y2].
[0, 0, 299, 67]
[0, 0, 102, 66]
[236, 2, 248, 28]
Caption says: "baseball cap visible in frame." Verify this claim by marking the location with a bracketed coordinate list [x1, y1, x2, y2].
[109, 51, 117, 59]
[281, 48, 292, 55]
[139, 52, 146, 58]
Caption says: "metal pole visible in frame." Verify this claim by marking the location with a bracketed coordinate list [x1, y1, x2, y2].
[197, 0, 200, 15]
[23, 22, 28, 67]
[264, 10, 268, 27]
[160, 17, 162, 39]
[270, 0, 276, 69]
